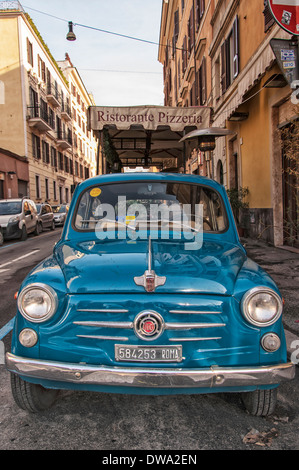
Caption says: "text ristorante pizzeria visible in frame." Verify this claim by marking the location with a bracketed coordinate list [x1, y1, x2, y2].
[97, 110, 203, 125]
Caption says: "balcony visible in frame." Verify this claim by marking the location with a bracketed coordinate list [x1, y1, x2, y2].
[27, 106, 52, 133]
[0, 1, 24, 12]
[61, 101, 72, 121]
[46, 84, 61, 108]
[57, 130, 72, 151]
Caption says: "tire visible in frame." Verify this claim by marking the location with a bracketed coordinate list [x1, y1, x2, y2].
[34, 223, 40, 236]
[241, 388, 277, 416]
[20, 225, 27, 241]
[10, 373, 59, 413]
[0, 229, 3, 246]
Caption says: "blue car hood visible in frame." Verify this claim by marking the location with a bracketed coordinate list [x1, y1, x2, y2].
[54, 238, 246, 295]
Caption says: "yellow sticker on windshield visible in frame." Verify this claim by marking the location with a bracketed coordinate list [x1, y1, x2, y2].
[90, 188, 101, 197]
[126, 216, 135, 224]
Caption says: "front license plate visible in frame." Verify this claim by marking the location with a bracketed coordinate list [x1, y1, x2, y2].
[115, 345, 182, 363]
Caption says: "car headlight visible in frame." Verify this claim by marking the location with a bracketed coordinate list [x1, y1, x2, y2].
[241, 287, 282, 327]
[17, 283, 58, 323]
[8, 216, 19, 223]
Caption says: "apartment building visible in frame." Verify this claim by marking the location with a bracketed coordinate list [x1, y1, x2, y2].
[0, 2, 98, 205]
[58, 54, 98, 184]
[159, 0, 297, 247]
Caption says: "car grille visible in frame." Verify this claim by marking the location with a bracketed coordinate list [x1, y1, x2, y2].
[39, 294, 259, 367]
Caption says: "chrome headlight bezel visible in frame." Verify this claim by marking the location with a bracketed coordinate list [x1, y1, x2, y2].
[17, 283, 58, 323]
[241, 287, 283, 327]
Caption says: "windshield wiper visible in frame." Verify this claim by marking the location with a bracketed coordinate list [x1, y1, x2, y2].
[81, 218, 137, 231]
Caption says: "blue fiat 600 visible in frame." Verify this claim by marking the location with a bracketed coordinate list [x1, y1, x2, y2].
[6, 173, 295, 415]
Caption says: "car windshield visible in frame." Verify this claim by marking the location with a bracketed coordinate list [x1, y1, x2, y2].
[0, 201, 22, 215]
[74, 181, 227, 237]
[36, 204, 41, 212]
[53, 206, 66, 213]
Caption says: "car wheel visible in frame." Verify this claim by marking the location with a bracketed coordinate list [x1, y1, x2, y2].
[10, 373, 59, 413]
[0, 229, 3, 246]
[50, 220, 55, 231]
[20, 225, 27, 241]
[34, 223, 41, 236]
[241, 388, 277, 416]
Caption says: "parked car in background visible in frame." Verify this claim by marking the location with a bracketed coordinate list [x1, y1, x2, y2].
[0, 197, 39, 241]
[52, 204, 69, 226]
[36, 203, 55, 232]
[6, 173, 295, 415]
[0, 226, 3, 246]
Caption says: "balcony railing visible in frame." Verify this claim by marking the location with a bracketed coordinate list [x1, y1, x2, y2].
[27, 105, 52, 133]
[61, 101, 72, 121]
[0, 1, 24, 11]
[57, 130, 72, 150]
[46, 84, 61, 108]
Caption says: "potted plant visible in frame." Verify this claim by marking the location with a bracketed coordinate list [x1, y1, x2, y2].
[226, 187, 249, 236]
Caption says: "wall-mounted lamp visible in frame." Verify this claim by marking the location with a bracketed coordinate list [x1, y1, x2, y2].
[7, 171, 16, 180]
[66, 22, 76, 41]
[228, 112, 249, 122]
[180, 127, 235, 178]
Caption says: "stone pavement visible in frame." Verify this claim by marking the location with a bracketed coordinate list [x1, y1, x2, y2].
[242, 237, 299, 360]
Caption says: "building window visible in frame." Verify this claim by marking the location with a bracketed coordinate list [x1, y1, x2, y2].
[42, 141, 50, 164]
[51, 147, 57, 168]
[64, 156, 69, 173]
[53, 180, 57, 201]
[187, 8, 194, 56]
[263, 0, 275, 32]
[45, 178, 49, 200]
[65, 187, 69, 203]
[58, 152, 64, 171]
[195, 0, 205, 30]
[27, 39, 33, 66]
[197, 56, 207, 105]
[35, 175, 41, 199]
[32, 134, 41, 160]
[220, 16, 239, 94]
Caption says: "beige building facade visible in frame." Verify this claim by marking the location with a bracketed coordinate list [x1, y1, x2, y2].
[0, 2, 98, 205]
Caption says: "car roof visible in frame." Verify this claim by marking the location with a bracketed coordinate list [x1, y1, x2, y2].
[76, 172, 224, 193]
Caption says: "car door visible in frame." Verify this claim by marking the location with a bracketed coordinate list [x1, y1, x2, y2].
[23, 200, 34, 233]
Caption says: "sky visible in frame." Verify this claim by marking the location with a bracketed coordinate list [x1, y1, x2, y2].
[21, 0, 164, 106]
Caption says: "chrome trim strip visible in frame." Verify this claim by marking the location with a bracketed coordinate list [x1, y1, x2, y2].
[169, 310, 222, 315]
[77, 309, 129, 313]
[73, 321, 225, 330]
[169, 337, 222, 342]
[165, 322, 226, 330]
[6, 353, 295, 389]
[74, 321, 133, 329]
[77, 335, 129, 341]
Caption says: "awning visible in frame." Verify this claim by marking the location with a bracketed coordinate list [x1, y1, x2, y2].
[87, 105, 211, 170]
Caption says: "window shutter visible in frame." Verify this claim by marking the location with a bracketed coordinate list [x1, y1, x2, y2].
[221, 42, 227, 94]
[233, 16, 239, 79]
[201, 56, 206, 104]
[174, 9, 179, 43]
[263, 0, 275, 32]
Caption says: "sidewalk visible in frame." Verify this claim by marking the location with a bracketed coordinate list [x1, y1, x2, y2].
[242, 237, 299, 359]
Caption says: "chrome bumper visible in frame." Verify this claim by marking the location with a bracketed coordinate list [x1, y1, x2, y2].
[6, 353, 295, 389]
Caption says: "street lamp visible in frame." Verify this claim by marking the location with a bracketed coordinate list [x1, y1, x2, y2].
[180, 127, 235, 177]
[66, 22, 76, 41]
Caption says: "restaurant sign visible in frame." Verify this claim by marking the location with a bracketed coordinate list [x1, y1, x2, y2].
[88, 106, 211, 132]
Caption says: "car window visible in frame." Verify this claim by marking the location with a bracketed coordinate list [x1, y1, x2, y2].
[0, 201, 22, 215]
[73, 182, 227, 233]
[53, 206, 65, 213]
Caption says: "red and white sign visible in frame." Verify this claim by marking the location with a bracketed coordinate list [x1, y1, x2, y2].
[268, 0, 299, 35]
